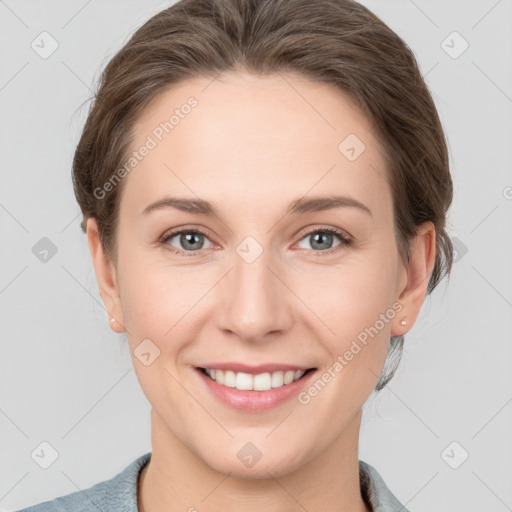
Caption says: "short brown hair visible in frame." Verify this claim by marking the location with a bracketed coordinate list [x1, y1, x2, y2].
[72, 0, 453, 391]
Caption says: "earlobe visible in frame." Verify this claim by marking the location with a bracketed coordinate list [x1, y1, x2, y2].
[391, 222, 436, 336]
[86, 218, 126, 334]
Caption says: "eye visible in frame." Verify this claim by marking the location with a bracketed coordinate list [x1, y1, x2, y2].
[159, 226, 352, 257]
[296, 227, 352, 255]
[160, 228, 214, 256]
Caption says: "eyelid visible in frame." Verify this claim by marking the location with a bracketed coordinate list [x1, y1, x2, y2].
[295, 224, 352, 244]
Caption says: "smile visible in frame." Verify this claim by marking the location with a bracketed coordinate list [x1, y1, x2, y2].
[200, 367, 314, 391]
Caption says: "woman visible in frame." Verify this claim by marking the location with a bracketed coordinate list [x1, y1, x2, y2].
[17, 0, 453, 510]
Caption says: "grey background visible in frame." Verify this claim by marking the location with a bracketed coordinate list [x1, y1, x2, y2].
[1, 1, 511, 510]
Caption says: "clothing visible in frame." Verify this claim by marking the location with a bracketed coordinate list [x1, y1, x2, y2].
[15, 452, 411, 512]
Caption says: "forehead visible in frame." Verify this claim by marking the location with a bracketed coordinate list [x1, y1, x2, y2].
[122, 72, 390, 220]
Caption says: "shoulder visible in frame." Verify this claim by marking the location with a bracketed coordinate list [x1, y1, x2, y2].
[359, 460, 412, 512]
[14, 452, 151, 512]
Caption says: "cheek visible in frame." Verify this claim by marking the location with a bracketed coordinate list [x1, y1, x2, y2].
[304, 260, 397, 333]
[117, 247, 208, 348]
[302, 281, 395, 411]
[117, 256, 201, 400]
[294, 250, 399, 379]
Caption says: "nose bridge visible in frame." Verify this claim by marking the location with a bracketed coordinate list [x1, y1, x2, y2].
[218, 240, 291, 340]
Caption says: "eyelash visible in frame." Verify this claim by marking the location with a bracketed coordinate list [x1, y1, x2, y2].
[158, 226, 352, 258]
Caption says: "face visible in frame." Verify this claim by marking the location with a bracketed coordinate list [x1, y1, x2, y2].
[88, 72, 434, 479]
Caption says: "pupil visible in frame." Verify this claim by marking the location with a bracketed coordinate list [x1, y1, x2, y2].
[312, 232, 332, 250]
[182, 233, 203, 250]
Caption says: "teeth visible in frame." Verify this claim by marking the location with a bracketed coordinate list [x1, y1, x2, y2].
[203, 368, 307, 391]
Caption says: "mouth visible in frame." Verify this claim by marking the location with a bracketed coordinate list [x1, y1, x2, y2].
[194, 365, 318, 411]
[196, 366, 317, 391]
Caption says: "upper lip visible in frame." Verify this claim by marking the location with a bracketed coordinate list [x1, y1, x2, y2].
[196, 363, 316, 374]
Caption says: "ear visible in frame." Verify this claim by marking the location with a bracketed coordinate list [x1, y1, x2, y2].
[86, 217, 126, 333]
[391, 221, 436, 336]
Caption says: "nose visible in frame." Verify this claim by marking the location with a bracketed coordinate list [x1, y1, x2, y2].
[216, 247, 294, 343]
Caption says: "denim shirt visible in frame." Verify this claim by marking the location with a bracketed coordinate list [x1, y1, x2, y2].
[15, 452, 411, 512]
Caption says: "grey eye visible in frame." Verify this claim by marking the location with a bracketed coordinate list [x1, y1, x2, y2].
[165, 230, 213, 252]
[297, 230, 343, 251]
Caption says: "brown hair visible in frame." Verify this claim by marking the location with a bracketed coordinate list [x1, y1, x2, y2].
[72, 0, 453, 391]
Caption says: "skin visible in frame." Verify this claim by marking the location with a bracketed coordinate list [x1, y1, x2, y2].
[87, 71, 435, 512]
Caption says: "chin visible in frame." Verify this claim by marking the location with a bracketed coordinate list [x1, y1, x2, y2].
[201, 443, 306, 480]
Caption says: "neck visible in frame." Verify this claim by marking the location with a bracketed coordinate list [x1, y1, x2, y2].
[138, 408, 370, 512]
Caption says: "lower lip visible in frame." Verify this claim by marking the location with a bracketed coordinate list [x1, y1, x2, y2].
[194, 367, 317, 412]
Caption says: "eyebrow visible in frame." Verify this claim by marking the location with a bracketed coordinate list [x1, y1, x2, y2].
[140, 194, 372, 218]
